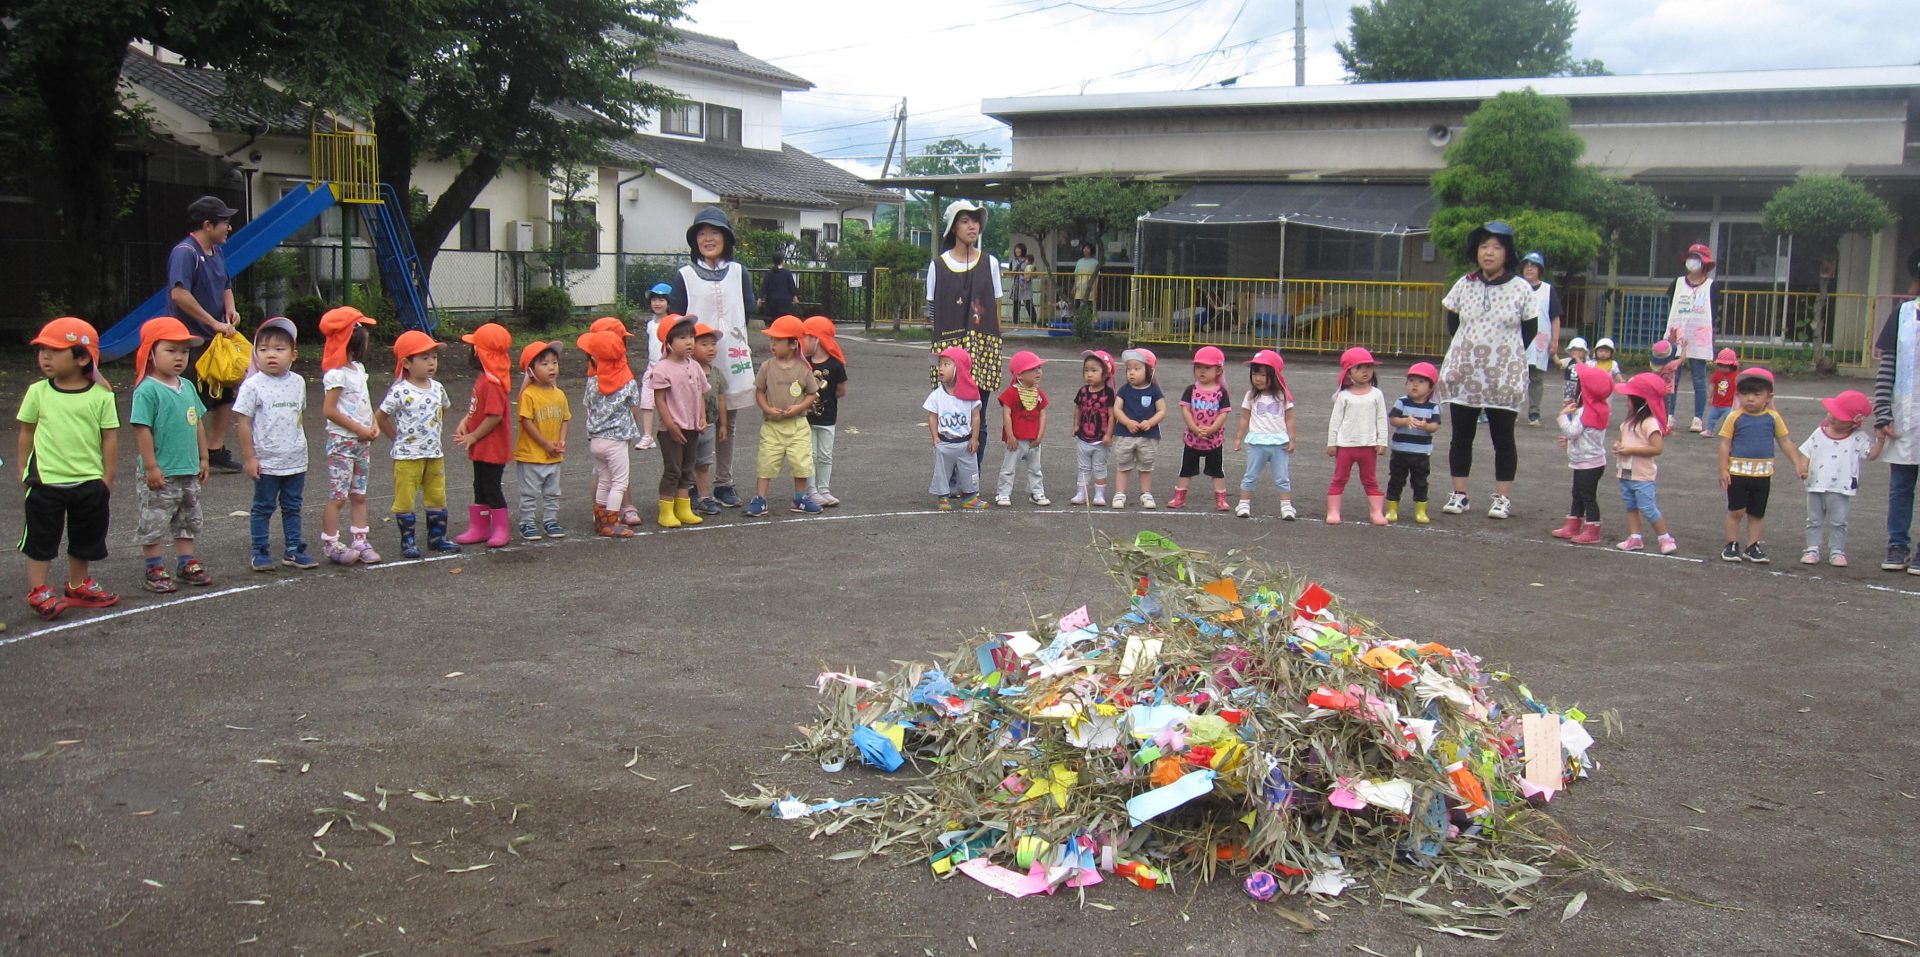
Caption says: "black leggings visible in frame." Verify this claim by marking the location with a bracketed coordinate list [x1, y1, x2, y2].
[472, 461, 508, 509]
[1448, 404, 1518, 483]
[1568, 466, 1603, 522]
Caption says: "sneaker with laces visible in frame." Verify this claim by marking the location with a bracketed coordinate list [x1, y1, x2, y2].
[143, 565, 178, 594]
[1031, 494, 1052, 506]
[995, 494, 1012, 507]
[1617, 534, 1645, 552]
[1720, 542, 1742, 562]
[26, 585, 68, 620]
[1829, 552, 1848, 568]
[793, 494, 824, 514]
[520, 522, 543, 541]
[283, 546, 319, 570]
[1882, 544, 1911, 571]
[1111, 493, 1127, 509]
[62, 578, 119, 608]
[1486, 495, 1511, 520]
[961, 495, 990, 510]
[177, 558, 213, 586]
[1441, 492, 1469, 514]
[1234, 500, 1252, 518]
[1743, 542, 1770, 564]
[744, 495, 769, 517]
[1799, 548, 1820, 565]
[1280, 501, 1297, 521]
[1139, 492, 1156, 509]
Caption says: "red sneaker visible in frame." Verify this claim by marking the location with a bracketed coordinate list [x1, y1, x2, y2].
[62, 578, 120, 609]
[177, 558, 214, 586]
[26, 585, 68, 620]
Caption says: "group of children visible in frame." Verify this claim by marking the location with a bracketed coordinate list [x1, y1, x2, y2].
[14, 301, 852, 620]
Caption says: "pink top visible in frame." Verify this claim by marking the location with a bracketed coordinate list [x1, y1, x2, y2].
[643, 355, 710, 432]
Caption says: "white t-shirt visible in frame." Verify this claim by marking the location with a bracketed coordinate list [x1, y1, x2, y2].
[1798, 427, 1875, 495]
[233, 371, 308, 476]
[379, 378, 449, 460]
[322, 362, 373, 438]
[923, 386, 980, 441]
[1241, 390, 1295, 445]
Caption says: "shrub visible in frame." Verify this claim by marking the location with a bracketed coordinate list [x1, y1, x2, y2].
[284, 296, 328, 339]
[525, 286, 575, 330]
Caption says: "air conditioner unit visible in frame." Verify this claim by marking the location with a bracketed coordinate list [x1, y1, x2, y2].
[505, 220, 550, 252]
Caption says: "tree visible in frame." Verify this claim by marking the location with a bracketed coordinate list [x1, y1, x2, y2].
[1009, 178, 1173, 271]
[1762, 175, 1893, 369]
[899, 137, 1004, 244]
[1336, 0, 1587, 82]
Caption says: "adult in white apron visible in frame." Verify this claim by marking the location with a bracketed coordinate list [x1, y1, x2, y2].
[1437, 221, 1538, 521]
[926, 200, 1003, 468]
[1873, 248, 1920, 572]
[1519, 251, 1561, 426]
[1664, 243, 1721, 433]
[668, 206, 757, 507]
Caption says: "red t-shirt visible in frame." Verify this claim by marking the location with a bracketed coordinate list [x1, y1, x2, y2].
[463, 375, 512, 464]
[998, 385, 1048, 442]
[1708, 369, 1736, 409]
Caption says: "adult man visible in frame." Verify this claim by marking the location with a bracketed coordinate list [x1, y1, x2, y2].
[167, 195, 244, 473]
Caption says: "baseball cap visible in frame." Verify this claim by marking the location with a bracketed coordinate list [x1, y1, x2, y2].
[188, 195, 238, 224]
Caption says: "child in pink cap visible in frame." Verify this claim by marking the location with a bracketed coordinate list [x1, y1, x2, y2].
[1385, 362, 1442, 524]
[1612, 372, 1677, 554]
[1171, 346, 1232, 510]
[1071, 350, 1116, 506]
[1551, 364, 1613, 545]
[994, 350, 1049, 506]
[1325, 347, 1389, 525]
[926, 346, 986, 510]
[1111, 348, 1166, 509]
[1798, 389, 1884, 566]
[1232, 350, 1296, 519]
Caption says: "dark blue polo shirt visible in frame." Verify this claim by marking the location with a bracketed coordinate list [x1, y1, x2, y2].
[166, 237, 231, 337]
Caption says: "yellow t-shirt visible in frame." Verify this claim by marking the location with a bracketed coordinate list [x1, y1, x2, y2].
[514, 384, 571, 464]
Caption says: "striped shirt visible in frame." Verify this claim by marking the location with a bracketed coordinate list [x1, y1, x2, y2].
[1389, 396, 1440, 454]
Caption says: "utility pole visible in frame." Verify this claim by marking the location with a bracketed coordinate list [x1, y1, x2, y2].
[881, 98, 909, 241]
[1295, 0, 1306, 86]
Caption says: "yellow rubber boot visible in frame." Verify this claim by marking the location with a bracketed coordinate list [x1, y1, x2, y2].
[1385, 501, 1399, 523]
[674, 496, 703, 526]
[1414, 501, 1430, 525]
[656, 499, 682, 529]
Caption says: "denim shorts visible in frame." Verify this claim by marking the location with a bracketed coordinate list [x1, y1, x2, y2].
[1619, 478, 1661, 523]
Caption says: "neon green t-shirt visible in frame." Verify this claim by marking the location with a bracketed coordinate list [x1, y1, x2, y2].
[17, 379, 118, 485]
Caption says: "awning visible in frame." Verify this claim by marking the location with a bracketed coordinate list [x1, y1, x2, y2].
[1141, 183, 1436, 235]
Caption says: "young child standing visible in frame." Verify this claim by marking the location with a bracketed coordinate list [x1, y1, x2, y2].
[576, 329, 644, 538]
[646, 315, 710, 528]
[1706, 347, 1738, 437]
[1071, 350, 1116, 506]
[1385, 361, 1441, 524]
[926, 345, 985, 510]
[1549, 364, 1613, 545]
[1559, 336, 1591, 404]
[130, 317, 211, 592]
[318, 306, 381, 565]
[1172, 346, 1232, 511]
[378, 331, 460, 558]
[1717, 367, 1809, 564]
[691, 324, 730, 515]
[233, 318, 314, 572]
[1612, 373, 1678, 554]
[802, 315, 849, 507]
[748, 315, 821, 517]
[636, 288, 672, 449]
[995, 350, 1049, 507]
[513, 340, 570, 541]
[1232, 349, 1296, 519]
[589, 315, 647, 528]
[1111, 348, 1166, 509]
[451, 322, 514, 549]
[1591, 337, 1623, 383]
[1649, 338, 1683, 431]
[18, 317, 120, 619]
[1799, 390, 1884, 567]
[1325, 347, 1390, 525]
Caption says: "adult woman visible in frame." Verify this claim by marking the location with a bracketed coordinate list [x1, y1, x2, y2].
[668, 206, 757, 507]
[1664, 243, 1723, 433]
[1008, 243, 1037, 324]
[1873, 248, 1920, 572]
[1072, 241, 1101, 316]
[1437, 221, 1538, 520]
[926, 200, 1003, 465]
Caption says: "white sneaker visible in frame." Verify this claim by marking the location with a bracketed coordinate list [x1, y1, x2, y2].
[1030, 494, 1052, 506]
[1280, 501, 1297, 521]
[1441, 492, 1469, 514]
[1689, 416, 1704, 433]
[1139, 492, 1156, 510]
[1487, 494, 1512, 520]
[1111, 493, 1127, 509]
[1234, 500, 1251, 518]
[994, 494, 1012, 507]
[635, 435, 656, 450]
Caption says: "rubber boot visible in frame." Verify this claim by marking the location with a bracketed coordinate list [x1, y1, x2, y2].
[453, 505, 493, 545]
[1367, 494, 1388, 526]
[1413, 501, 1430, 525]
[1167, 487, 1188, 509]
[656, 499, 682, 529]
[1571, 521, 1604, 545]
[425, 509, 461, 552]
[1325, 494, 1342, 525]
[484, 507, 512, 548]
[1385, 501, 1399, 523]
[674, 496, 703, 526]
[1550, 516, 1583, 539]
[396, 512, 422, 560]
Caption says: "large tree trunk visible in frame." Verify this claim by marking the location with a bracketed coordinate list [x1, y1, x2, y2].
[37, 33, 138, 321]
[413, 152, 505, 280]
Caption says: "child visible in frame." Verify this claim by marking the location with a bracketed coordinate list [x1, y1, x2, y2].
[130, 317, 211, 592]
[691, 324, 730, 515]
[1591, 337, 1622, 383]
[514, 340, 570, 541]
[1326, 347, 1390, 525]
[1172, 346, 1232, 510]
[748, 314, 822, 517]
[1111, 348, 1166, 509]
[377, 330, 460, 558]
[636, 286, 672, 448]
[576, 329, 644, 538]
[18, 317, 120, 619]
[451, 322, 514, 549]
[1717, 367, 1809, 564]
[1612, 373, 1678, 554]
[1706, 347, 1738, 437]
[1385, 361, 1441, 524]
[318, 306, 381, 565]
[1799, 390, 1884, 567]
[646, 315, 710, 528]
[1071, 350, 1116, 506]
[995, 350, 1049, 507]
[926, 345, 985, 510]
[1559, 336, 1591, 404]
[1649, 338, 1683, 432]
[233, 318, 314, 572]
[1550, 364, 1613, 545]
[588, 315, 647, 527]
[1232, 349, 1296, 519]
[802, 315, 849, 507]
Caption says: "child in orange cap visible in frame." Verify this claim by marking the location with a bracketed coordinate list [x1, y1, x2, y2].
[588, 315, 646, 525]
[513, 340, 570, 541]
[377, 331, 459, 558]
[19, 317, 120, 619]
[746, 315, 821, 516]
[452, 322, 514, 549]
[802, 315, 849, 507]
[1798, 389, 1884, 567]
[131, 316, 212, 593]
[233, 318, 315, 571]
[577, 329, 644, 538]
[645, 315, 710, 528]
[318, 307, 381, 565]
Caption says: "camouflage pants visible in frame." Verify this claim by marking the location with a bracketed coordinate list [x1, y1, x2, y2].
[133, 476, 203, 546]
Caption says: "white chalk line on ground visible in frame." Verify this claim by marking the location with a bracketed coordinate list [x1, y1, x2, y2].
[5, 503, 1916, 649]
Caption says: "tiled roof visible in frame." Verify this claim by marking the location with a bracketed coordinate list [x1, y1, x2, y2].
[121, 51, 312, 134]
[617, 134, 896, 208]
[654, 30, 812, 90]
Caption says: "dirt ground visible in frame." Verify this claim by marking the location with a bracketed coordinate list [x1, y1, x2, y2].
[0, 332, 1914, 956]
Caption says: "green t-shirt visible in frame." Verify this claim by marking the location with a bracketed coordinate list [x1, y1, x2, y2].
[17, 379, 119, 485]
[130, 376, 207, 477]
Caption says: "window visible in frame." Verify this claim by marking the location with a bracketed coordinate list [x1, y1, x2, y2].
[1715, 220, 1772, 279]
[661, 102, 702, 137]
[458, 208, 491, 251]
[705, 104, 742, 146]
[551, 200, 599, 269]
[824, 222, 840, 244]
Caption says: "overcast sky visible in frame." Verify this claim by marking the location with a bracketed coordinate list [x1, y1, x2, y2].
[677, 0, 1913, 177]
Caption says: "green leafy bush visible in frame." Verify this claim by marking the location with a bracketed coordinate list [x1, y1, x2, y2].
[525, 285, 575, 330]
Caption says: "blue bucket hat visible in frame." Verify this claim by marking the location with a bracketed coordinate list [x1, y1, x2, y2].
[1521, 250, 1546, 269]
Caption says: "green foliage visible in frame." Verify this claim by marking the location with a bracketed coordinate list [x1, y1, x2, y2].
[736, 228, 801, 266]
[1761, 176, 1894, 251]
[524, 285, 575, 330]
[1337, 0, 1584, 81]
[285, 295, 329, 339]
[1431, 91, 1585, 210]
[622, 258, 681, 300]
[1071, 302, 1096, 342]
[835, 235, 929, 274]
[1010, 178, 1173, 267]
[349, 283, 399, 327]
[248, 250, 302, 283]
[1576, 174, 1668, 271]
[903, 138, 1001, 176]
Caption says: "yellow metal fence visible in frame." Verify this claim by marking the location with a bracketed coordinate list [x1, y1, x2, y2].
[310, 126, 380, 204]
